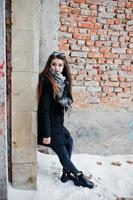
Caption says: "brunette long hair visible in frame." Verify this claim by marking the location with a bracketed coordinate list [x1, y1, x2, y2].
[36, 52, 73, 104]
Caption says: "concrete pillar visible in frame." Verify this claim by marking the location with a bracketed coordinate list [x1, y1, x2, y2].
[11, 0, 40, 189]
[39, 0, 60, 71]
[0, 0, 8, 199]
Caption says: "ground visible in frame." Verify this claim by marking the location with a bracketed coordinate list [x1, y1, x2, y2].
[8, 151, 133, 200]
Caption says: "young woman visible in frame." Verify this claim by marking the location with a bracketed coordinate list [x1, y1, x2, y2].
[36, 51, 94, 189]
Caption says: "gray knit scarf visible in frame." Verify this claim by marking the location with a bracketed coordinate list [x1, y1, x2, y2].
[49, 68, 72, 111]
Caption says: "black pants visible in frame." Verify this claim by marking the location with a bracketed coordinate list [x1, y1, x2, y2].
[51, 127, 79, 176]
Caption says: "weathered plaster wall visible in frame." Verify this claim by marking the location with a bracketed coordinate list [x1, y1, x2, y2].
[0, 0, 8, 199]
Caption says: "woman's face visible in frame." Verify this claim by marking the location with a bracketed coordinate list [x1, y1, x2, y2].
[50, 58, 64, 74]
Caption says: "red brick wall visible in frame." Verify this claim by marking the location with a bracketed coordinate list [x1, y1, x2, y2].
[59, 0, 133, 110]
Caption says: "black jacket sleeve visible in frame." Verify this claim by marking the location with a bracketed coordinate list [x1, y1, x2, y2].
[37, 78, 52, 138]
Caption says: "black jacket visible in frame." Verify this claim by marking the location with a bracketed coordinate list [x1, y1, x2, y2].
[37, 75, 68, 147]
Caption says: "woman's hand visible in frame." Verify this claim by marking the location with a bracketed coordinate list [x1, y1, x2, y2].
[43, 137, 51, 145]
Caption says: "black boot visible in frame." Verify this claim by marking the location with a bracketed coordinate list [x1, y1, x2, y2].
[60, 172, 75, 183]
[74, 171, 94, 189]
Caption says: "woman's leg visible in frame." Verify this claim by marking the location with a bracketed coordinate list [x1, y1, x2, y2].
[62, 127, 73, 173]
[51, 145, 79, 176]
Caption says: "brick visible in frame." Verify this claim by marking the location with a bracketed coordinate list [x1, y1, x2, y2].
[107, 19, 114, 25]
[59, 43, 69, 50]
[119, 36, 129, 42]
[127, 49, 133, 54]
[91, 10, 98, 17]
[87, 87, 101, 92]
[78, 22, 94, 28]
[104, 53, 118, 59]
[92, 74, 101, 81]
[72, 80, 84, 86]
[86, 40, 94, 46]
[109, 75, 118, 82]
[76, 58, 86, 64]
[106, 59, 114, 64]
[125, 8, 133, 14]
[89, 47, 99, 52]
[107, 30, 119, 36]
[68, 39, 76, 45]
[85, 64, 93, 70]
[80, 3, 88, 9]
[114, 18, 121, 25]
[104, 41, 112, 47]
[120, 82, 132, 88]
[88, 52, 103, 58]
[102, 81, 119, 87]
[86, 97, 100, 104]
[73, 33, 89, 40]
[126, 3, 133, 8]
[95, 23, 102, 29]
[128, 43, 133, 48]
[111, 36, 118, 42]
[60, 5, 71, 13]
[79, 28, 88, 34]
[88, 70, 97, 75]
[110, 25, 123, 31]
[72, 86, 86, 92]
[59, 25, 67, 32]
[63, 19, 77, 27]
[100, 47, 110, 53]
[118, 1, 125, 8]
[78, 69, 87, 75]
[81, 46, 90, 51]
[71, 51, 88, 57]
[59, 38, 67, 44]
[89, 4, 97, 10]
[130, 37, 133, 42]
[77, 40, 85, 45]
[114, 59, 122, 64]
[70, 45, 81, 51]
[123, 87, 131, 93]
[70, 14, 81, 21]
[86, 17, 96, 23]
[98, 58, 105, 64]
[91, 35, 100, 41]
[122, 60, 131, 65]
[84, 76, 92, 81]
[71, 8, 81, 15]
[84, 80, 99, 86]
[98, 12, 116, 19]
[95, 41, 103, 47]
[68, 27, 77, 33]
[97, 29, 107, 36]
[118, 76, 125, 82]
[119, 54, 131, 60]
[126, 14, 133, 20]
[117, 14, 125, 19]
[71, 68, 78, 75]
[101, 74, 109, 80]
[76, 75, 84, 80]
[98, 6, 106, 12]
[100, 36, 110, 41]
[126, 77, 133, 82]
[59, 32, 72, 38]
[81, 9, 90, 16]
[97, 18, 106, 24]
[111, 48, 126, 54]
[74, 0, 84, 3]
[102, 86, 113, 92]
